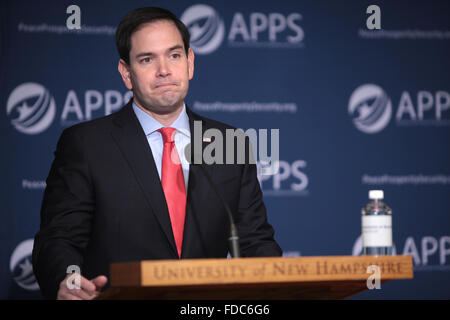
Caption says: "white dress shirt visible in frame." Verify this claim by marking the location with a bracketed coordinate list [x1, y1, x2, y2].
[132, 101, 191, 190]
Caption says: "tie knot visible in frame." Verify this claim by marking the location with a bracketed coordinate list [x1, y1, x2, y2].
[158, 127, 176, 143]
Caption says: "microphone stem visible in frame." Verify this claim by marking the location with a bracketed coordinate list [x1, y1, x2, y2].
[198, 165, 241, 258]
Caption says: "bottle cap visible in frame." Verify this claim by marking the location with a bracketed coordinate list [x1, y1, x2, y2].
[369, 190, 384, 199]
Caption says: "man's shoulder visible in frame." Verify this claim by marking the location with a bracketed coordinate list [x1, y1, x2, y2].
[62, 103, 240, 137]
[61, 103, 129, 138]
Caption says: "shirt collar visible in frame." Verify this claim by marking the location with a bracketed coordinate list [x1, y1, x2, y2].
[132, 101, 190, 138]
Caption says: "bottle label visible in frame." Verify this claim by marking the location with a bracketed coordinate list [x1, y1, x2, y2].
[362, 215, 392, 247]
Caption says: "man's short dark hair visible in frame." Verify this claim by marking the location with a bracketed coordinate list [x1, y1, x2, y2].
[115, 7, 191, 65]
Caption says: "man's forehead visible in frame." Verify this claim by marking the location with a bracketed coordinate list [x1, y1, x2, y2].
[130, 20, 184, 51]
[134, 20, 181, 39]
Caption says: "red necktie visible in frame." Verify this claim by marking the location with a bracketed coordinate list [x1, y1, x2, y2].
[158, 127, 186, 258]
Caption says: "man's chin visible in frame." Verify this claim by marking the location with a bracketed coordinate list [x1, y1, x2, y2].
[140, 99, 184, 115]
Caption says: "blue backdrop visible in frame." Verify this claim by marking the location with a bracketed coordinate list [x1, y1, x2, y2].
[1, 0, 449, 299]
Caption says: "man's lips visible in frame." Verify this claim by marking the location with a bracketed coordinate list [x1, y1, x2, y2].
[154, 82, 177, 89]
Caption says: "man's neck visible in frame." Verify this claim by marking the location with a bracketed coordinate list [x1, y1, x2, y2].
[134, 101, 184, 127]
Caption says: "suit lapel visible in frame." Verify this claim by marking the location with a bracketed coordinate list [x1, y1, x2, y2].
[186, 107, 216, 178]
[110, 101, 178, 258]
[181, 108, 217, 258]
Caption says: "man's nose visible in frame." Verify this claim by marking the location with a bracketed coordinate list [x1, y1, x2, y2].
[156, 58, 171, 77]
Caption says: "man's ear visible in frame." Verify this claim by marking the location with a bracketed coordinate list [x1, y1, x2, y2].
[187, 48, 195, 80]
[118, 59, 133, 90]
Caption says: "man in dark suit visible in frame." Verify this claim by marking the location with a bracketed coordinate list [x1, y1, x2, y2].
[32, 7, 282, 300]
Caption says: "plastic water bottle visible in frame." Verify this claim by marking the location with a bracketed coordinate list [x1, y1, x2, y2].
[362, 190, 393, 255]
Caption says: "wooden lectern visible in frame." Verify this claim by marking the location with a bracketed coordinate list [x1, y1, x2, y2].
[97, 255, 413, 300]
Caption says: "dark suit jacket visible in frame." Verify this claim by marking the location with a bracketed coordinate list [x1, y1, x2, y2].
[32, 100, 282, 299]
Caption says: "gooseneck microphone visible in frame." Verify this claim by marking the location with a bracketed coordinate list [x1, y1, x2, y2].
[196, 164, 241, 258]
[185, 143, 241, 258]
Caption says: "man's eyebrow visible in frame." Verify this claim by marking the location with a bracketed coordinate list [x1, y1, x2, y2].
[168, 45, 184, 52]
[135, 52, 153, 58]
[134, 45, 184, 59]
